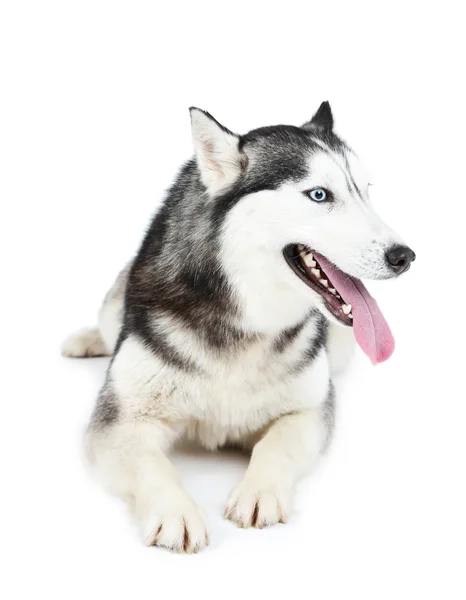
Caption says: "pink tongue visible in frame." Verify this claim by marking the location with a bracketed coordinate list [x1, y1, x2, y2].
[314, 254, 395, 365]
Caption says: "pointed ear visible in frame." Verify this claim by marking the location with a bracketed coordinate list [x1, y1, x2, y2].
[189, 108, 246, 194]
[302, 101, 334, 132]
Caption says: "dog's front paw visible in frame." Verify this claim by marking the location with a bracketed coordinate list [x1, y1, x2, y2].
[143, 492, 210, 553]
[224, 478, 292, 529]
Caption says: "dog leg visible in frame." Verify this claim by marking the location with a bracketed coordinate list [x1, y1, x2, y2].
[225, 389, 334, 528]
[86, 417, 209, 553]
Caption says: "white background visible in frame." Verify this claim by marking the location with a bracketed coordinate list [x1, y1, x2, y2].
[1, 1, 465, 599]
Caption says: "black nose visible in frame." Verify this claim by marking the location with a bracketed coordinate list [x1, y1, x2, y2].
[385, 245, 416, 274]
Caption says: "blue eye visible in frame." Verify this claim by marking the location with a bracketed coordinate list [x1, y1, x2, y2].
[308, 188, 328, 202]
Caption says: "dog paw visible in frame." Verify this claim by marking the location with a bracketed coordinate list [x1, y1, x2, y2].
[143, 493, 210, 554]
[224, 478, 292, 529]
[61, 327, 109, 358]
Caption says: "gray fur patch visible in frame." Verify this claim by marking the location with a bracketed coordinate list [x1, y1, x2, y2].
[123, 123, 346, 363]
[321, 381, 336, 452]
[289, 317, 328, 374]
[273, 312, 313, 353]
[89, 381, 119, 429]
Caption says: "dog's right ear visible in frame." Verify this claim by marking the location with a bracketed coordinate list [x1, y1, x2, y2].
[302, 101, 334, 132]
[190, 108, 246, 194]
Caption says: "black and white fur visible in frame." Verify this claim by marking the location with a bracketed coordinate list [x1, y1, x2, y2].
[63, 103, 408, 553]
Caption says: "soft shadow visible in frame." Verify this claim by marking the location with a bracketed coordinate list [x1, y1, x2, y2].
[61, 355, 110, 386]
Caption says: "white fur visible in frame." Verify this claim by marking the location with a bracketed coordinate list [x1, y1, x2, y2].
[219, 148, 405, 327]
[190, 108, 243, 194]
[327, 323, 356, 375]
[84, 324, 331, 550]
[109, 330, 330, 445]
[86, 417, 209, 553]
[68, 114, 409, 553]
[61, 326, 110, 357]
[225, 409, 328, 527]
[98, 296, 122, 354]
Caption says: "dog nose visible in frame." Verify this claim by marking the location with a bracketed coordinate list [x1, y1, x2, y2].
[385, 245, 416, 274]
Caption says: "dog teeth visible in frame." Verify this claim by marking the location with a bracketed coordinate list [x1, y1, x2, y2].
[311, 268, 321, 279]
[329, 288, 336, 295]
[321, 279, 328, 287]
[342, 304, 352, 315]
[302, 254, 316, 268]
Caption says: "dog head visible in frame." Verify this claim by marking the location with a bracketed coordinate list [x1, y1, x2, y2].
[190, 104, 415, 363]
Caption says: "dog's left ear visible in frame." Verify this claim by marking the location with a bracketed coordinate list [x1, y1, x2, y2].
[302, 101, 334, 132]
[190, 108, 246, 194]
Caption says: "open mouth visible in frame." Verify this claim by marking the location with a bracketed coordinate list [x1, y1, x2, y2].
[283, 243, 395, 365]
[283, 244, 353, 326]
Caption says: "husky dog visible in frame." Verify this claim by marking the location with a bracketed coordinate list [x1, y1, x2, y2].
[62, 102, 415, 553]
